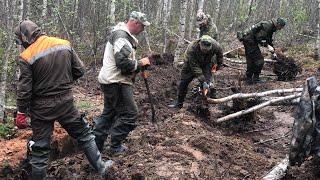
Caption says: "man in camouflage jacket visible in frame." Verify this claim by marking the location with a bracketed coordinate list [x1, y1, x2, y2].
[237, 18, 286, 84]
[169, 35, 223, 109]
[197, 11, 219, 40]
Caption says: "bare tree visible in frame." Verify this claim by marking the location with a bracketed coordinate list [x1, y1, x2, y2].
[162, 0, 170, 53]
[173, 0, 188, 66]
[187, 0, 196, 40]
[110, 0, 115, 25]
[316, 0, 320, 60]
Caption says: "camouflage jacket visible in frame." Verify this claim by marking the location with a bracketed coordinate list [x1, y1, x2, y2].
[241, 20, 277, 47]
[199, 17, 219, 40]
[181, 39, 223, 81]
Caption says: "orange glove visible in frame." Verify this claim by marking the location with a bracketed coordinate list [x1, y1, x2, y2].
[211, 64, 217, 73]
[15, 112, 29, 129]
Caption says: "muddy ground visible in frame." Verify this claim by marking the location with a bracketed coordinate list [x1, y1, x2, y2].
[1, 46, 320, 179]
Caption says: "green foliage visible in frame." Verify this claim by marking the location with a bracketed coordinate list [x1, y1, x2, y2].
[0, 117, 14, 139]
[290, 7, 308, 23]
[76, 100, 92, 111]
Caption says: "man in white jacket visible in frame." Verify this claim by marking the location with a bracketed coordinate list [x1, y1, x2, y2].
[93, 11, 150, 154]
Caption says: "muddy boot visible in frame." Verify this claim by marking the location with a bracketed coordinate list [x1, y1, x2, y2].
[245, 72, 253, 85]
[253, 74, 264, 84]
[94, 137, 105, 152]
[107, 145, 127, 155]
[208, 87, 217, 99]
[32, 169, 46, 180]
[168, 91, 186, 109]
[168, 101, 183, 108]
[83, 140, 113, 174]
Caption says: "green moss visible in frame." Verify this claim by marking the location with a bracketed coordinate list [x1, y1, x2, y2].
[76, 100, 92, 111]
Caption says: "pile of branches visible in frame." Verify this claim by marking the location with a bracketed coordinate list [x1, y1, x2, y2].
[273, 54, 302, 81]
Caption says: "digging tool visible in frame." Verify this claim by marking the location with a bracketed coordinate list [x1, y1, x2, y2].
[141, 66, 156, 124]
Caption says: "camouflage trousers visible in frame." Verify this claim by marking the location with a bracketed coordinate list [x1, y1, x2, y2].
[243, 37, 264, 79]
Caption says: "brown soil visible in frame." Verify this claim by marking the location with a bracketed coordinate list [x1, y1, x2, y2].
[1, 51, 320, 179]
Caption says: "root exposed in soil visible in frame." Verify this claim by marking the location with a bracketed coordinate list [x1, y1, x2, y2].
[273, 54, 302, 81]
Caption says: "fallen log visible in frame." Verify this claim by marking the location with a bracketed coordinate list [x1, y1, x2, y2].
[208, 88, 303, 104]
[261, 155, 290, 180]
[223, 46, 243, 56]
[215, 93, 301, 123]
[224, 57, 276, 64]
[259, 97, 300, 105]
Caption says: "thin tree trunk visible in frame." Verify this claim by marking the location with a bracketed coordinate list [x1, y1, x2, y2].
[207, 88, 303, 104]
[162, 0, 169, 53]
[155, 0, 163, 25]
[198, 0, 205, 11]
[315, 0, 320, 60]
[19, 0, 23, 20]
[173, 0, 188, 66]
[187, 0, 195, 40]
[110, 0, 115, 25]
[216, 93, 301, 123]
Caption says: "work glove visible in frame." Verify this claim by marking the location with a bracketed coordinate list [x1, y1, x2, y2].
[203, 82, 210, 90]
[15, 112, 29, 129]
[271, 53, 278, 60]
[138, 57, 150, 67]
[261, 40, 268, 47]
[267, 45, 275, 53]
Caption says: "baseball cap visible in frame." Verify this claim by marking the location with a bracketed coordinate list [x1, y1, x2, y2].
[129, 11, 151, 26]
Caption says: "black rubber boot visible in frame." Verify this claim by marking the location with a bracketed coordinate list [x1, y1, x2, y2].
[83, 140, 112, 174]
[253, 73, 263, 84]
[245, 72, 253, 85]
[168, 101, 183, 108]
[32, 168, 46, 180]
[94, 137, 105, 152]
[169, 91, 186, 109]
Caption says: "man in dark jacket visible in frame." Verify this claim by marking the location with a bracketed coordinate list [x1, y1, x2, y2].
[237, 18, 286, 84]
[169, 35, 223, 109]
[14, 20, 113, 179]
[93, 11, 150, 154]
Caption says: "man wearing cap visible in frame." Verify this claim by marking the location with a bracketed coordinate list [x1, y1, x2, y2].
[169, 35, 223, 109]
[13, 20, 113, 179]
[197, 10, 219, 40]
[93, 11, 151, 154]
[237, 18, 286, 84]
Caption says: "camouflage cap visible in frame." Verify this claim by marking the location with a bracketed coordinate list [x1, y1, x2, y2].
[129, 11, 151, 26]
[276, 17, 286, 27]
[199, 35, 214, 50]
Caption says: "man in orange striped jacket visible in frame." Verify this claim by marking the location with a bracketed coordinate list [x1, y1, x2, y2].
[14, 20, 113, 179]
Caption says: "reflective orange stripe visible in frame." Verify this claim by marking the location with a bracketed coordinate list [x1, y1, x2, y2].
[20, 36, 71, 62]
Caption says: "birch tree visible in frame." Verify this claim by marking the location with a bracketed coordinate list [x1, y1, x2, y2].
[316, 0, 320, 60]
[162, 0, 170, 53]
[155, 0, 163, 25]
[0, 0, 15, 121]
[110, 0, 115, 25]
[173, 0, 188, 67]
[187, 0, 195, 40]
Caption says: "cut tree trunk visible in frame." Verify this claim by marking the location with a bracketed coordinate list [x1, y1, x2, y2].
[215, 93, 301, 123]
[207, 88, 303, 104]
[262, 155, 290, 180]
